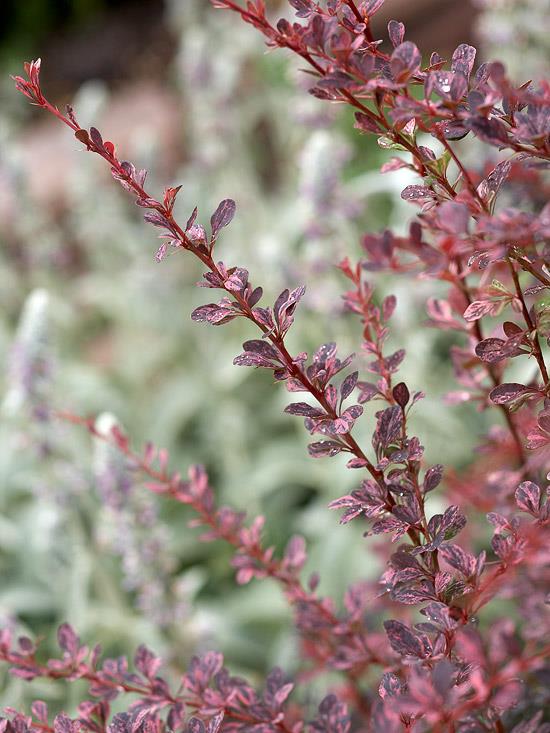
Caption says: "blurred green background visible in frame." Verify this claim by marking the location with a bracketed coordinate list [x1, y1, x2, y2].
[0, 0, 547, 714]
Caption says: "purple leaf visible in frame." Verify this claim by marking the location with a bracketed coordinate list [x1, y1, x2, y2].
[477, 160, 511, 203]
[184, 652, 224, 693]
[515, 481, 541, 515]
[206, 713, 224, 733]
[187, 719, 205, 733]
[354, 112, 381, 134]
[375, 406, 403, 448]
[224, 267, 249, 292]
[526, 428, 550, 450]
[487, 511, 511, 533]
[143, 211, 171, 229]
[18, 636, 34, 652]
[423, 464, 444, 493]
[370, 701, 402, 733]
[210, 199, 236, 238]
[264, 668, 294, 709]
[437, 201, 469, 234]
[392, 382, 410, 409]
[439, 543, 476, 577]
[134, 645, 162, 679]
[185, 206, 198, 231]
[163, 184, 182, 213]
[155, 242, 168, 262]
[419, 602, 457, 630]
[75, 129, 91, 146]
[316, 71, 355, 91]
[288, 0, 312, 17]
[325, 404, 363, 435]
[382, 295, 397, 323]
[371, 517, 409, 541]
[284, 535, 307, 570]
[538, 411, 550, 432]
[450, 72, 468, 100]
[312, 694, 350, 733]
[308, 440, 344, 458]
[89, 127, 104, 148]
[241, 339, 279, 359]
[392, 504, 421, 525]
[469, 117, 509, 146]
[329, 482, 385, 524]
[340, 371, 358, 401]
[248, 286, 263, 307]
[390, 42, 421, 82]
[491, 680, 523, 711]
[451, 44, 476, 80]
[252, 306, 275, 331]
[191, 302, 237, 326]
[428, 71, 454, 100]
[489, 383, 534, 406]
[387, 20, 405, 48]
[384, 620, 426, 658]
[364, 0, 386, 15]
[233, 339, 282, 369]
[401, 185, 434, 202]
[357, 381, 380, 403]
[54, 715, 79, 733]
[187, 223, 207, 246]
[274, 285, 306, 336]
[378, 349, 405, 375]
[390, 585, 434, 605]
[475, 338, 508, 363]
[441, 505, 467, 540]
[378, 672, 403, 699]
[463, 300, 498, 322]
[31, 702, 48, 724]
[57, 624, 79, 657]
[284, 402, 325, 417]
[524, 285, 549, 297]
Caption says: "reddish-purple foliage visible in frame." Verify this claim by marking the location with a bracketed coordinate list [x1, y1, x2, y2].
[5, 2, 550, 732]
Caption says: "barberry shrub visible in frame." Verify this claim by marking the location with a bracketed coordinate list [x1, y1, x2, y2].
[4, 1, 550, 732]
